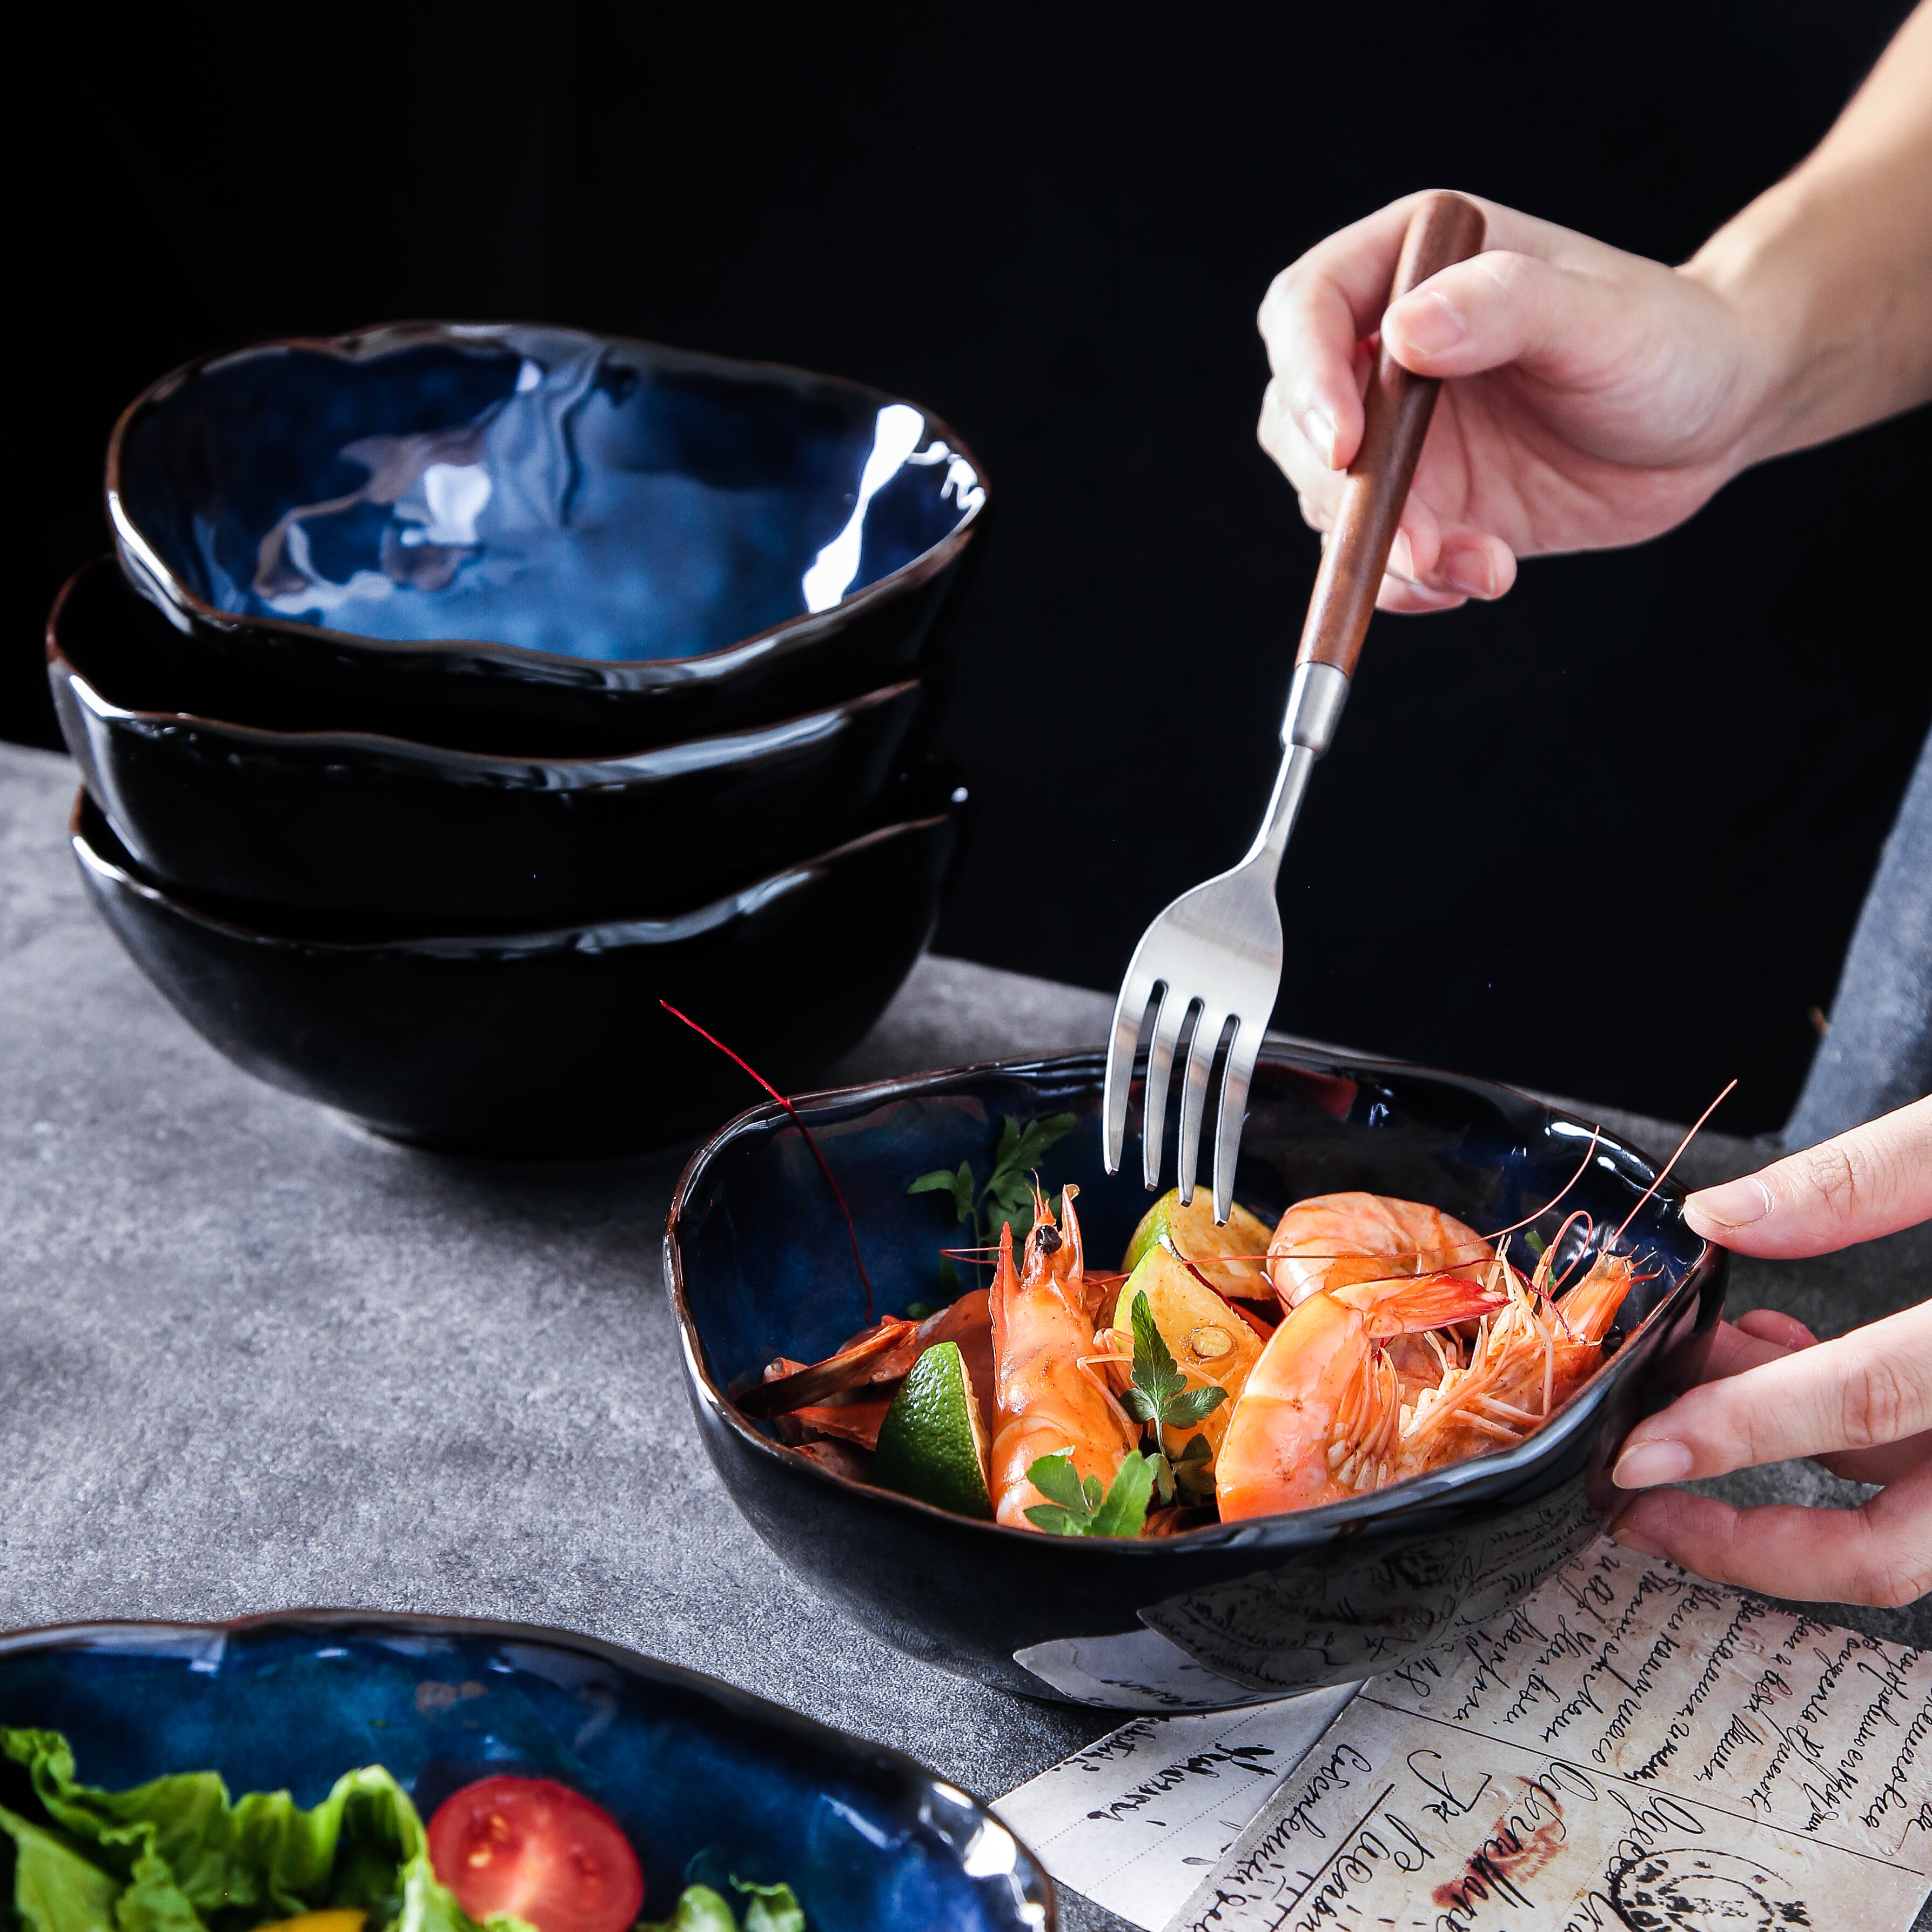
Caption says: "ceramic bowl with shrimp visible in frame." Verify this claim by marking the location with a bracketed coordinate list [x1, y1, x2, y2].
[107, 322, 988, 746]
[665, 1048, 1727, 1709]
[0, 1611, 1052, 1930]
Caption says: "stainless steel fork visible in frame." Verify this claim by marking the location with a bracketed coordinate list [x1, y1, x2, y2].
[1102, 191, 1487, 1222]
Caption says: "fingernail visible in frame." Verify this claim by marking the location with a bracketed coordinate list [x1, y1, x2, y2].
[1612, 1438, 1694, 1488]
[1300, 406, 1339, 466]
[1685, 1176, 1774, 1232]
[1609, 1522, 1666, 1558]
[1387, 290, 1466, 354]
[1443, 547, 1494, 597]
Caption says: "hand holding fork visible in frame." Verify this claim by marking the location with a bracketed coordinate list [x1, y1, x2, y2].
[1102, 191, 1488, 1222]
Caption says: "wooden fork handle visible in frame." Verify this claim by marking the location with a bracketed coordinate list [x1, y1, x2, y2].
[1293, 190, 1487, 679]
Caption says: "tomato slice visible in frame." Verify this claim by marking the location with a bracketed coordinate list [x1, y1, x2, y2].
[426, 1775, 643, 1932]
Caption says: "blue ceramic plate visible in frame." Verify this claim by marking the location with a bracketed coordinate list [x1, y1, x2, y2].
[666, 1049, 1727, 1707]
[0, 1613, 1051, 1931]
[108, 325, 988, 742]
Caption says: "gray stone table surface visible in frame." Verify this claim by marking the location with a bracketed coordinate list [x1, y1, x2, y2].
[3, 742, 1927, 1932]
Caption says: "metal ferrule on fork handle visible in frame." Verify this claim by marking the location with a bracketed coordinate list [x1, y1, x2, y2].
[1242, 663, 1352, 875]
[1282, 660, 1350, 756]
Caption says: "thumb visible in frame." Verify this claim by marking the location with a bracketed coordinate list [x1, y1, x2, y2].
[1380, 248, 1649, 389]
[1683, 1095, 1932, 1258]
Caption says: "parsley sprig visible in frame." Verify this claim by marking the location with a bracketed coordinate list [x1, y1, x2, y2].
[1023, 1448, 1156, 1537]
[908, 1112, 1079, 1254]
[1121, 1289, 1229, 1431]
[1120, 1288, 1225, 1502]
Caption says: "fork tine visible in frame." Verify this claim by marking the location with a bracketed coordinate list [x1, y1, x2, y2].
[1102, 966, 1156, 1174]
[1175, 1008, 1228, 1206]
[1141, 985, 1189, 1191]
[1211, 1020, 1264, 1226]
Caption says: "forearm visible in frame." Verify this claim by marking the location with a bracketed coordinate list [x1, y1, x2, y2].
[1687, 1, 1932, 464]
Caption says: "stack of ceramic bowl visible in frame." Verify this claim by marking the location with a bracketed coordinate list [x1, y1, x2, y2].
[51, 323, 987, 1154]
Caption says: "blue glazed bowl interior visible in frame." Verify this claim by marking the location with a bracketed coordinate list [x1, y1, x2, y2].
[679, 1052, 1705, 1463]
[1, 1618, 1046, 1932]
[115, 327, 984, 664]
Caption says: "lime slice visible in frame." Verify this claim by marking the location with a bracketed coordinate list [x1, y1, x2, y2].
[873, 1341, 993, 1519]
[1122, 1188, 1273, 1291]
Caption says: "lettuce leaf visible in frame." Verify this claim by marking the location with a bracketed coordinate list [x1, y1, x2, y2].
[636, 1887, 736, 1932]
[0, 1732, 509, 1932]
[632, 1879, 803, 1932]
[731, 1880, 803, 1932]
[0, 1801, 123, 1932]
[1, 1733, 804, 1932]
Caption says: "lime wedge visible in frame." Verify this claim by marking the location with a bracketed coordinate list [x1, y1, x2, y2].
[873, 1341, 993, 1519]
[1122, 1188, 1273, 1291]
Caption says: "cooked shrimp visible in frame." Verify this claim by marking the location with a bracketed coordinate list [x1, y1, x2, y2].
[1220, 1237, 1646, 1520]
[1217, 1271, 1507, 1520]
[1266, 1192, 1493, 1309]
[740, 1291, 994, 1423]
[990, 1188, 1139, 1530]
[1394, 1243, 1641, 1477]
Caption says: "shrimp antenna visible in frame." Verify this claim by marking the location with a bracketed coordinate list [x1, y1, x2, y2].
[660, 999, 875, 1319]
[1611, 1078, 1739, 1246]
[1481, 1126, 1601, 1243]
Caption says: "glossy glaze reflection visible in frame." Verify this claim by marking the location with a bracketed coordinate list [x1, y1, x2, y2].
[69, 762, 970, 1156]
[0, 1614, 1051, 1932]
[50, 560, 937, 923]
[666, 1052, 1726, 1708]
[109, 325, 989, 740]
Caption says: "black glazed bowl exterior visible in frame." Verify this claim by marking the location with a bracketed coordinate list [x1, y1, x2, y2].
[70, 761, 971, 1156]
[0, 1612, 1051, 1931]
[665, 1051, 1727, 1708]
[109, 323, 988, 744]
[51, 559, 935, 924]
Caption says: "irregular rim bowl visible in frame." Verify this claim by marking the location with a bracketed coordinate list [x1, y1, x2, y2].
[49, 558, 933, 921]
[0, 1608, 1055, 1932]
[106, 321, 989, 692]
[668, 1045, 1719, 1554]
[68, 761, 968, 1155]
[662, 1044, 1725, 1702]
[49, 554, 927, 773]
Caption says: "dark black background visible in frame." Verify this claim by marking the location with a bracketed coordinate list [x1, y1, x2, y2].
[12, 3, 1927, 1133]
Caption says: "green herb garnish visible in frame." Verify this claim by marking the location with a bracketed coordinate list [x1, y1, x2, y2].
[1119, 1290, 1230, 1433]
[733, 1877, 806, 1932]
[1116, 1288, 1227, 1503]
[1152, 1433, 1215, 1505]
[1023, 1449, 1156, 1538]
[907, 1112, 1079, 1256]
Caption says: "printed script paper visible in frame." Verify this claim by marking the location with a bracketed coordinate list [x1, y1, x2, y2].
[1164, 1537, 1932, 1931]
[992, 1683, 1361, 1930]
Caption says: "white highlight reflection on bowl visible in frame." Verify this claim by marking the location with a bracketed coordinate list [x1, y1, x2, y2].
[802, 403, 927, 613]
